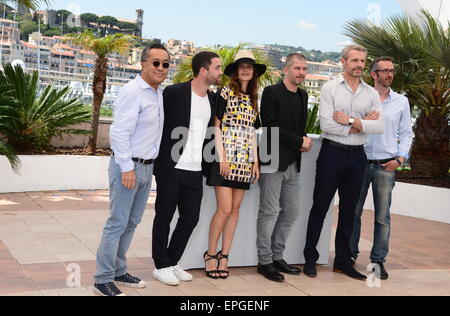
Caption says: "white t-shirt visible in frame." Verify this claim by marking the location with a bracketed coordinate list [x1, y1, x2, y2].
[175, 91, 211, 171]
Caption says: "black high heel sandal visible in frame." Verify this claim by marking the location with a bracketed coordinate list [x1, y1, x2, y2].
[217, 250, 230, 280]
[204, 251, 219, 279]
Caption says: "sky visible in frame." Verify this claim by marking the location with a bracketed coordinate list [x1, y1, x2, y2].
[39, 0, 406, 52]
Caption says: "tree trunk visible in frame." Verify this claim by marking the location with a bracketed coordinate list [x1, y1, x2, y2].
[87, 56, 108, 155]
[410, 110, 450, 177]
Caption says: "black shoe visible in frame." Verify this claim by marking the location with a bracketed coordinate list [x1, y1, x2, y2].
[273, 259, 302, 275]
[350, 257, 357, 266]
[114, 273, 147, 288]
[303, 263, 317, 278]
[203, 251, 219, 279]
[333, 263, 367, 281]
[373, 262, 389, 280]
[257, 263, 285, 283]
[217, 251, 230, 280]
[93, 282, 126, 296]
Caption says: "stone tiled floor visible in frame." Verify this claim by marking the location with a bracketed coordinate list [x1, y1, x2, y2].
[0, 190, 449, 296]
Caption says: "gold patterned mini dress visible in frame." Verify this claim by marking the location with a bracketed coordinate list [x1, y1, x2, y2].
[206, 86, 259, 190]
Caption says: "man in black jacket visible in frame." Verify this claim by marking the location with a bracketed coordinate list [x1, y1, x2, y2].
[152, 51, 222, 286]
[257, 53, 312, 282]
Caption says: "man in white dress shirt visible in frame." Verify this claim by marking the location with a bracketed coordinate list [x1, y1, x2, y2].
[94, 44, 170, 296]
[350, 56, 413, 280]
[303, 45, 384, 280]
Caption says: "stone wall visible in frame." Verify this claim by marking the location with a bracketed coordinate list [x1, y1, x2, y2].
[50, 119, 112, 149]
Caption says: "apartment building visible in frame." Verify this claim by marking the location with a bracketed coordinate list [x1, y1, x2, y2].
[248, 44, 284, 70]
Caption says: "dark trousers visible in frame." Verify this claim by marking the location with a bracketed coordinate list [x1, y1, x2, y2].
[152, 168, 203, 269]
[304, 141, 367, 266]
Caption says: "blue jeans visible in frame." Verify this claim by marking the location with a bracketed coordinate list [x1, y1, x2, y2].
[350, 163, 395, 263]
[94, 157, 153, 284]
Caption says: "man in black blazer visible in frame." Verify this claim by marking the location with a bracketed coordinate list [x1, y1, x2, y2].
[257, 53, 312, 282]
[152, 51, 223, 286]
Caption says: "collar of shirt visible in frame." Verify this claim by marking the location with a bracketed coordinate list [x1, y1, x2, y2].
[386, 89, 393, 103]
[384, 88, 404, 104]
[380, 89, 405, 110]
[337, 74, 369, 95]
[136, 74, 162, 94]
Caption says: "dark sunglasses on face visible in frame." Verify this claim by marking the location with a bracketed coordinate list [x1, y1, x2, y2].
[152, 61, 170, 69]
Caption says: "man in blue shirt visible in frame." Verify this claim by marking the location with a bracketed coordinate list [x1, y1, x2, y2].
[94, 44, 170, 296]
[350, 56, 414, 280]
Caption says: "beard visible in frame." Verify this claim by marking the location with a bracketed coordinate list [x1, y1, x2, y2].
[378, 78, 393, 88]
[206, 74, 221, 86]
[289, 75, 305, 86]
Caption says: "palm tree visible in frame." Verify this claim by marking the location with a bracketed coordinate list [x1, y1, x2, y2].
[0, 64, 92, 153]
[174, 43, 279, 88]
[344, 11, 450, 178]
[64, 30, 136, 154]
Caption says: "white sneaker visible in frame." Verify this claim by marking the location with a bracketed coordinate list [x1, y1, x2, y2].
[153, 267, 180, 286]
[172, 265, 193, 282]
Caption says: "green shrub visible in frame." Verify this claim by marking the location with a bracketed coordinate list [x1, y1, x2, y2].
[0, 64, 92, 153]
[0, 93, 20, 171]
[306, 103, 322, 135]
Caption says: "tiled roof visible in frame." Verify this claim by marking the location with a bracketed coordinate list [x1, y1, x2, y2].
[80, 50, 95, 55]
[53, 43, 74, 51]
[306, 74, 331, 81]
[51, 50, 75, 57]
[21, 42, 38, 49]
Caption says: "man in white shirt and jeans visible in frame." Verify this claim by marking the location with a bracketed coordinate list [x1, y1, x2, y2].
[303, 45, 384, 280]
[94, 44, 170, 296]
[350, 56, 414, 280]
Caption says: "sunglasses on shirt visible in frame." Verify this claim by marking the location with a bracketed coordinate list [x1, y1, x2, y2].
[152, 61, 170, 69]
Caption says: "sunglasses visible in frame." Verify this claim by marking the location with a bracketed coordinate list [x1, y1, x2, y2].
[152, 61, 170, 69]
[375, 69, 395, 75]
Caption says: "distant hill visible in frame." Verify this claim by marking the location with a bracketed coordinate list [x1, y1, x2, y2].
[269, 44, 341, 63]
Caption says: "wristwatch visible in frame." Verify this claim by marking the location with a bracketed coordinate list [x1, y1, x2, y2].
[348, 117, 355, 126]
[395, 156, 403, 166]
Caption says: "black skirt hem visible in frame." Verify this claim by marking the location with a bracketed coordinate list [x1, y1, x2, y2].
[206, 162, 251, 190]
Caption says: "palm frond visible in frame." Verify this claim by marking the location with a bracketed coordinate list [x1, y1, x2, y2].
[64, 30, 136, 58]
[418, 10, 450, 71]
[0, 139, 20, 173]
[0, 0, 51, 11]
[305, 102, 321, 134]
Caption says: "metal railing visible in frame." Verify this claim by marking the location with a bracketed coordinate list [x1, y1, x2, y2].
[23, 67, 133, 86]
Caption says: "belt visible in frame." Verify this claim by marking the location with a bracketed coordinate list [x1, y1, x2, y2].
[368, 158, 395, 165]
[322, 139, 364, 151]
[112, 152, 154, 165]
[132, 158, 154, 165]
